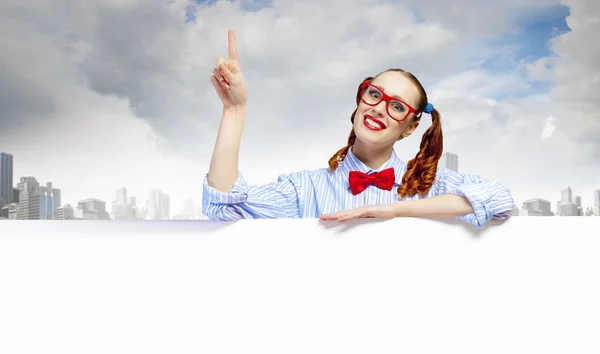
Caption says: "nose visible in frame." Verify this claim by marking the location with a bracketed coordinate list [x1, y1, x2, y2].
[372, 100, 386, 117]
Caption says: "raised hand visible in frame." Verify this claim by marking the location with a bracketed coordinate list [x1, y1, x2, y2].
[210, 30, 247, 110]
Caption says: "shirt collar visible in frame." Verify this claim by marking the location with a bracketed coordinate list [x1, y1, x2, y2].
[336, 146, 406, 190]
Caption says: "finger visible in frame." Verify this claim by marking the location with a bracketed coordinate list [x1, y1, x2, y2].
[210, 75, 230, 99]
[215, 57, 226, 79]
[216, 56, 226, 67]
[228, 29, 238, 61]
[319, 212, 343, 220]
[213, 68, 229, 89]
[218, 63, 235, 85]
[338, 212, 361, 222]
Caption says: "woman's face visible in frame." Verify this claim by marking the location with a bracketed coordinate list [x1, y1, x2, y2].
[353, 71, 422, 148]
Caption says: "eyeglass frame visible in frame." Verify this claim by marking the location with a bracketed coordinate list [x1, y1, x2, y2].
[359, 81, 422, 122]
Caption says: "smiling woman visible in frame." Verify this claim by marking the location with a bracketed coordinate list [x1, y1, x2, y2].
[203, 30, 515, 227]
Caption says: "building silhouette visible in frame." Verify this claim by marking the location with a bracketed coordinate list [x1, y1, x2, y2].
[0, 152, 14, 207]
[74, 198, 110, 220]
[520, 198, 554, 216]
[111, 187, 137, 220]
[146, 189, 170, 220]
[439, 152, 458, 172]
[557, 186, 582, 216]
[16, 177, 41, 220]
[57, 204, 74, 220]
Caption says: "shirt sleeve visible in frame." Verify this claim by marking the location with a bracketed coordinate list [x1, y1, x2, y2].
[433, 168, 515, 227]
[201, 171, 304, 221]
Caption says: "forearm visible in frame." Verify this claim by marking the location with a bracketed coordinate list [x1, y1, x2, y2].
[207, 105, 247, 192]
[393, 194, 474, 218]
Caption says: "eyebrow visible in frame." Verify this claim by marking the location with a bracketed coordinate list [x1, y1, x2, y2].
[372, 83, 406, 101]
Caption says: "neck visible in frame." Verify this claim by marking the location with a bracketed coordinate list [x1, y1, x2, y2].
[351, 139, 394, 170]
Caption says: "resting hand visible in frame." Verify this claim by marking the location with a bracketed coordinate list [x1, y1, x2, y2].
[319, 204, 397, 222]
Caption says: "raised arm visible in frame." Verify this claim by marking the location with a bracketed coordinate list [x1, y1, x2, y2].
[207, 30, 248, 193]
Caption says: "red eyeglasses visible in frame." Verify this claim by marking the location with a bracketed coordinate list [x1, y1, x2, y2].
[359, 81, 421, 122]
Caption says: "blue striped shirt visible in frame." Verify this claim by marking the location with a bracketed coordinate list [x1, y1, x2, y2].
[202, 148, 514, 227]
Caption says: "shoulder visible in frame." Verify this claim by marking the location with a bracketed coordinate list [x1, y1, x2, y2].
[433, 166, 463, 184]
[273, 167, 340, 192]
[278, 167, 334, 182]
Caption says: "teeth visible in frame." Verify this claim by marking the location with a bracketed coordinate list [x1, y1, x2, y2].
[365, 117, 383, 129]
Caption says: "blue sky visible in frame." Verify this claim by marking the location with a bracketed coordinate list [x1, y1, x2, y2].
[186, 0, 272, 20]
[481, 4, 571, 98]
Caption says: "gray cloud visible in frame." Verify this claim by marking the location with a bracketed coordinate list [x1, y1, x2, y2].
[0, 63, 56, 130]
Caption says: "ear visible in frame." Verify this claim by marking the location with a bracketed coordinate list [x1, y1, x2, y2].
[400, 120, 420, 139]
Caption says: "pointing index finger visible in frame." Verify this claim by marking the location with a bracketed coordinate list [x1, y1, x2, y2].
[228, 29, 238, 60]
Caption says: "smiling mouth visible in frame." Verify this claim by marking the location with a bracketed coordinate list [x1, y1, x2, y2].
[363, 114, 386, 130]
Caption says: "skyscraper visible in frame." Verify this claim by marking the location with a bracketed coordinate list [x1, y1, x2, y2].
[146, 189, 170, 220]
[16, 176, 41, 220]
[39, 182, 61, 220]
[561, 187, 572, 204]
[439, 152, 458, 172]
[558, 187, 580, 216]
[0, 152, 14, 207]
[112, 187, 135, 220]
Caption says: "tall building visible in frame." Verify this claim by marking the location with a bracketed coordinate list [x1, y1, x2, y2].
[557, 186, 580, 216]
[146, 189, 170, 220]
[574, 195, 583, 216]
[74, 198, 110, 220]
[39, 182, 61, 220]
[111, 187, 135, 220]
[439, 152, 458, 172]
[16, 176, 41, 220]
[561, 187, 572, 204]
[0, 152, 14, 207]
[520, 198, 554, 216]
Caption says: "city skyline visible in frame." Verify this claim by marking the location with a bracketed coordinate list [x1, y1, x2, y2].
[2, 149, 599, 220]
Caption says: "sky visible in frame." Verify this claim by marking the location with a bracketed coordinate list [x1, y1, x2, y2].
[1, 0, 599, 217]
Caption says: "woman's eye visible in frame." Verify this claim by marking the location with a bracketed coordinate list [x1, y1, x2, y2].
[391, 102, 405, 112]
[368, 89, 381, 98]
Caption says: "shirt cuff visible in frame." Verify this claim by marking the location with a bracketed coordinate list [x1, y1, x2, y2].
[451, 183, 494, 227]
[202, 172, 249, 205]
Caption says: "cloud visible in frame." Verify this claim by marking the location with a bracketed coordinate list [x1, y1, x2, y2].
[541, 116, 557, 140]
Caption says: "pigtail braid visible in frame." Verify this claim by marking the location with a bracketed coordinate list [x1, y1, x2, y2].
[398, 109, 443, 198]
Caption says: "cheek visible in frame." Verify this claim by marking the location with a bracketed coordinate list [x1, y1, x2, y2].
[388, 120, 408, 134]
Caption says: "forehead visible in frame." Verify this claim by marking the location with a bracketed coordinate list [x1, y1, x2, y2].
[370, 71, 420, 107]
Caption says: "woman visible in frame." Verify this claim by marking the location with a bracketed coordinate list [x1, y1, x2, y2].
[203, 30, 514, 227]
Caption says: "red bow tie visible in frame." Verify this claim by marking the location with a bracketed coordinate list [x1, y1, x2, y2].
[348, 168, 396, 195]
